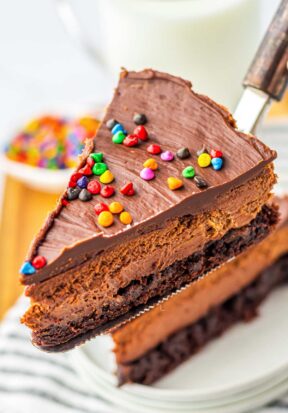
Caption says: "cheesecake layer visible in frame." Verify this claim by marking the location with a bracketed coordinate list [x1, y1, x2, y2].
[113, 197, 288, 368]
[116, 253, 288, 385]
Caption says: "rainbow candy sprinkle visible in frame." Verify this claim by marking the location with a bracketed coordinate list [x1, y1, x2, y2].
[5, 115, 99, 169]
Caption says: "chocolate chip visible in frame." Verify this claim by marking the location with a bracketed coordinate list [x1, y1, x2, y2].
[196, 146, 208, 157]
[106, 118, 118, 130]
[67, 187, 81, 200]
[79, 189, 93, 202]
[194, 175, 208, 189]
[176, 147, 190, 159]
[133, 113, 147, 125]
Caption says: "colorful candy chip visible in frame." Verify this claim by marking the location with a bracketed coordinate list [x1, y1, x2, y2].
[68, 180, 77, 188]
[182, 166, 195, 179]
[210, 149, 223, 159]
[61, 198, 69, 206]
[143, 158, 158, 170]
[79, 164, 93, 176]
[20, 261, 35, 275]
[120, 182, 135, 196]
[79, 189, 93, 202]
[100, 170, 115, 184]
[111, 123, 126, 135]
[87, 180, 101, 194]
[100, 185, 115, 198]
[86, 157, 95, 167]
[198, 153, 211, 168]
[109, 202, 124, 214]
[194, 175, 208, 189]
[77, 176, 89, 189]
[112, 131, 126, 144]
[167, 177, 183, 190]
[123, 135, 139, 147]
[176, 147, 190, 159]
[134, 125, 148, 141]
[211, 157, 223, 171]
[90, 152, 103, 163]
[98, 211, 114, 227]
[32, 255, 47, 269]
[133, 113, 147, 125]
[94, 202, 109, 215]
[120, 211, 133, 225]
[92, 162, 108, 176]
[67, 187, 81, 200]
[147, 144, 161, 155]
[70, 172, 83, 184]
[161, 150, 174, 162]
[140, 168, 155, 181]
[106, 118, 118, 130]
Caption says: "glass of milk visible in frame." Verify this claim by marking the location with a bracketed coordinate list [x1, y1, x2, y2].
[56, 0, 261, 110]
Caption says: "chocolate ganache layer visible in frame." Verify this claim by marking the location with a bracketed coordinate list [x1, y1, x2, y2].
[22, 70, 276, 285]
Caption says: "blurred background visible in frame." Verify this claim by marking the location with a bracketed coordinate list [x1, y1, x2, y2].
[0, 0, 286, 319]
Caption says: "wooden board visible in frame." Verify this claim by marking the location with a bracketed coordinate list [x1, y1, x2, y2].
[0, 176, 59, 319]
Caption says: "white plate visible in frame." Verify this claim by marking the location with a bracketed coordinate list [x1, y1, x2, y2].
[70, 285, 288, 406]
[72, 356, 288, 413]
[0, 103, 104, 193]
[72, 350, 288, 410]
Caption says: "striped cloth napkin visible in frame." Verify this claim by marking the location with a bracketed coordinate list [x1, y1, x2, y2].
[0, 297, 121, 413]
[0, 297, 288, 413]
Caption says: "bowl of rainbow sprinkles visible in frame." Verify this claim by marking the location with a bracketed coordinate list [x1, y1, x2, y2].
[0, 107, 101, 193]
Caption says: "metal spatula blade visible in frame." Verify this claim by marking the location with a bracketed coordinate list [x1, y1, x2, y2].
[234, 0, 288, 134]
[234, 88, 269, 134]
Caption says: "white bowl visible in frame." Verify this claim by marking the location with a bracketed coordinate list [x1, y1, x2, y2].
[0, 103, 104, 193]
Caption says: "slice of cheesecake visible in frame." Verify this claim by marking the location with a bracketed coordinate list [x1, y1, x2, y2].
[21, 69, 277, 352]
[112, 196, 288, 385]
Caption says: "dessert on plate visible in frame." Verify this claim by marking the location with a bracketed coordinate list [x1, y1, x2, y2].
[112, 196, 288, 385]
[21, 69, 277, 352]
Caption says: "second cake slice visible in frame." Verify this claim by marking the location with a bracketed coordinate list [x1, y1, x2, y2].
[21, 69, 278, 351]
[113, 196, 288, 385]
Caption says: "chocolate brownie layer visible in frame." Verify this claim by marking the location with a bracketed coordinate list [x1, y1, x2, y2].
[117, 253, 288, 385]
[27, 204, 277, 351]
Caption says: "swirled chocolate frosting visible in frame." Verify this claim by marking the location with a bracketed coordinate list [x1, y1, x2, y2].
[22, 69, 276, 285]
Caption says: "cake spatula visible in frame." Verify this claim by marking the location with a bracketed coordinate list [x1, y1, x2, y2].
[234, 0, 288, 133]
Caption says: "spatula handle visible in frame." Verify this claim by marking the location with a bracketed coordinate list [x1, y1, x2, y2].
[243, 0, 288, 101]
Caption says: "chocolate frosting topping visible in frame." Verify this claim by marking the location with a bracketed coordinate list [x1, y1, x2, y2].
[23, 69, 276, 285]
